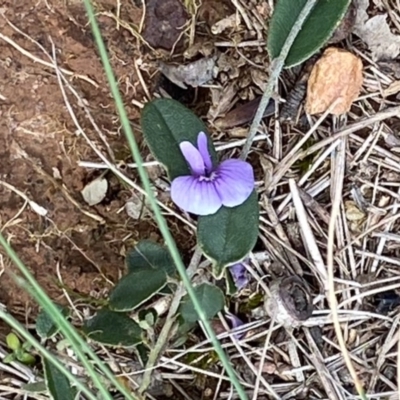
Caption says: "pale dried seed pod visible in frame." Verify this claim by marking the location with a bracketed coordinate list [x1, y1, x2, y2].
[264, 276, 313, 328]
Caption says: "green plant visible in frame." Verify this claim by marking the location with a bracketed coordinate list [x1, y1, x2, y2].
[4, 332, 36, 365]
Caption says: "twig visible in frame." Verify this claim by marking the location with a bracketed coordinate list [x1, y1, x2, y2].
[240, 0, 318, 159]
[326, 139, 367, 400]
[289, 180, 328, 288]
[139, 248, 203, 393]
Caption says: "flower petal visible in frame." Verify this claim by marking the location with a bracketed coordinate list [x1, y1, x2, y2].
[171, 176, 222, 216]
[225, 312, 245, 340]
[197, 131, 213, 173]
[215, 159, 254, 207]
[229, 263, 249, 290]
[179, 141, 205, 176]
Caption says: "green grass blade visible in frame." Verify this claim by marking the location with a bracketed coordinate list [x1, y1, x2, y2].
[0, 310, 98, 400]
[0, 234, 138, 400]
[81, 1, 248, 399]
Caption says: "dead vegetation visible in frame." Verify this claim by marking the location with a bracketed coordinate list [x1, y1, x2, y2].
[1, 0, 400, 399]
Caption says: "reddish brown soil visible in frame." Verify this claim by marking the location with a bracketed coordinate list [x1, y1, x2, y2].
[0, 0, 182, 316]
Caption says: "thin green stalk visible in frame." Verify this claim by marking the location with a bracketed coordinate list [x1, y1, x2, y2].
[0, 234, 138, 400]
[240, 0, 318, 160]
[0, 310, 98, 400]
[139, 248, 203, 393]
[82, 1, 248, 398]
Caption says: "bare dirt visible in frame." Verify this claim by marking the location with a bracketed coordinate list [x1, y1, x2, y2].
[0, 0, 185, 316]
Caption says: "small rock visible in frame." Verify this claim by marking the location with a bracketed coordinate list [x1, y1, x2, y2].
[81, 178, 108, 206]
[143, 0, 188, 50]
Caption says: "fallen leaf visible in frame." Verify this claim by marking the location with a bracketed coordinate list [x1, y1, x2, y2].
[215, 97, 276, 128]
[81, 178, 108, 206]
[207, 84, 238, 121]
[211, 14, 238, 35]
[354, 0, 400, 60]
[345, 200, 365, 221]
[159, 57, 217, 89]
[198, 0, 234, 27]
[125, 195, 147, 220]
[305, 47, 363, 115]
[142, 0, 188, 50]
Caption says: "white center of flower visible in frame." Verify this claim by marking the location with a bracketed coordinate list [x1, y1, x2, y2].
[199, 171, 217, 182]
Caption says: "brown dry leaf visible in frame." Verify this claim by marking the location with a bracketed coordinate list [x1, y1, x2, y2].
[159, 57, 217, 89]
[345, 200, 365, 221]
[198, 0, 234, 27]
[207, 84, 238, 121]
[215, 97, 275, 128]
[354, 0, 400, 60]
[211, 14, 239, 35]
[142, 0, 188, 50]
[305, 47, 363, 116]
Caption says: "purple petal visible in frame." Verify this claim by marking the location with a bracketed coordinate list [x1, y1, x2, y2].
[197, 132, 213, 173]
[230, 263, 249, 290]
[171, 176, 222, 215]
[225, 312, 245, 340]
[179, 141, 205, 176]
[215, 159, 254, 207]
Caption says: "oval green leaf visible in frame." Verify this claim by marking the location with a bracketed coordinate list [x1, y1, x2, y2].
[22, 381, 48, 393]
[6, 332, 21, 351]
[83, 309, 142, 347]
[36, 305, 70, 339]
[141, 98, 218, 180]
[127, 240, 176, 276]
[267, 0, 351, 67]
[197, 191, 259, 278]
[43, 358, 77, 400]
[179, 283, 225, 323]
[109, 268, 168, 311]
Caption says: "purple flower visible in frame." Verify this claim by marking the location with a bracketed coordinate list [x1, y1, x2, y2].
[230, 263, 249, 290]
[225, 312, 245, 340]
[170, 132, 254, 216]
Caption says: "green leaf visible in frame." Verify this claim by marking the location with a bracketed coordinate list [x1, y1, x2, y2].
[19, 352, 36, 365]
[83, 309, 142, 347]
[43, 358, 77, 400]
[179, 283, 225, 323]
[3, 354, 15, 364]
[22, 381, 47, 393]
[36, 305, 70, 339]
[267, 0, 351, 67]
[197, 191, 259, 278]
[6, 332, 21, 351]
[138, 308, 158, 329]
[127, 240, 176, 276]
[141, 98, 218, 180]
[109, 268, 168, 311]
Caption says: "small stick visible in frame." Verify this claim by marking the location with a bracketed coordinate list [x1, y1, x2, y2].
[326, 138, 367, 399]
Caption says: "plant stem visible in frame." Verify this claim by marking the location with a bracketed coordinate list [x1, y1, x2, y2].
[139, 248, 202, 393]
[240, 0, 318, 160]
[82, 2, 248, 399]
